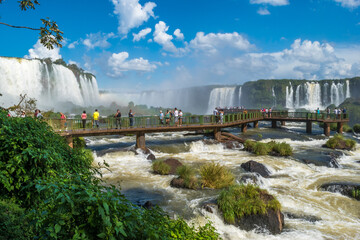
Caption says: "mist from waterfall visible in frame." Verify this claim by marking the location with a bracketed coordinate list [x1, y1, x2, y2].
[0, 57, 99, 109]
[207, 87, 236, 113]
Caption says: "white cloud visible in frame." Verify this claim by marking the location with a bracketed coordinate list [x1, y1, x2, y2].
[174, 29, 184, 40]
[133, 28, 152, 42]
[333, 0, 360, 8]
[83, 32, 115, 49]
[68, 41, 79, 49]
[257, 7, 271, 15]
[111, 0, 156, 35]
[250, 0, 289, 6]
[108, 52, 157, 77]
[24, 40, 62, 60]
[189, 32, 254, 54]
[153, 21, 186, 55]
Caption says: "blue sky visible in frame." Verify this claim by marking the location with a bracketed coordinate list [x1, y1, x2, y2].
[1, 0, 360, 91]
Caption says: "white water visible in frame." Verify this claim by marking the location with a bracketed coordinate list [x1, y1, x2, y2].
[272, 86, 277, 107]
[286, 85, 294, 109]
[238, 86, 242, 106]
[207, 87, 236, 113]
[89, 125, 360, 239]
[0, 57, 99, 108]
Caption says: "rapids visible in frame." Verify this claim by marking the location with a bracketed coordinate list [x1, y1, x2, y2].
[87, 123, 360, 239]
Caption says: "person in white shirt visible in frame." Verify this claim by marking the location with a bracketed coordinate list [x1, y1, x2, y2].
[174, 108, 179, 126]
[179, 110, 183, 126]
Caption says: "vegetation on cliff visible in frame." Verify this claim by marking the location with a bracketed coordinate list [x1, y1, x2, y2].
[200, 162, 235, 189]
[0, 111, 219, 239]
[325, 134, 356, 150]
[244, 140, 293, 156]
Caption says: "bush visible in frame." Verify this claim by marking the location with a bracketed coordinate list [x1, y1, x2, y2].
[176, 165, 199, 189]
[325, 134, 356, 150]
[217, 184, 281, 224]
[244, 139, 256, 152]
[73, 137, 86, 149]
[343, 124, 353, 133]
[272, 142, 293, 156]
[353, 124, 360, 133]
[0, 200, 32, 240]
[253, 142, 271, 155]
[152, 160, 171, 175]
[200, 162, 234, 189]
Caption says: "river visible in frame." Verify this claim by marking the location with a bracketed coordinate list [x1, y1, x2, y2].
[86, 122, 360, 239]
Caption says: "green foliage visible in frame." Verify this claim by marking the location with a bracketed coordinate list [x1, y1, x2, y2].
[342, 124, 353, 133]
[325, 134, 356, 150]
[271, 142, 293, 156]
[253, 142, 271, 155]
[73, 137, 86, 149]
[217, 184, 281, 224]
[152, 160, 171, 175]
[352, 189, 360, 200]
[353, 124, 360, 133]
[0, 199, 32, 240]
[244, 140, 293, 156]
[0, 112, 94, 206]
[176, 165, 199, 189]
[200, 162, 234, 189]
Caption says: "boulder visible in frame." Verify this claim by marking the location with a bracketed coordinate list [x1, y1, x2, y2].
[284, 212, 321, 223]
[293, 149, 341, 168]
[170, 177, 186, 188]
[164, 158, 183, 174]
[241, 160, 271, 178]
[202, 202, 218, 214]
[147, 154, 156, 161]
[240, 173, 262, 185]
[236, 209, 284, 235]
[320, 182, 360, 201]
[223, 141, 243, 150]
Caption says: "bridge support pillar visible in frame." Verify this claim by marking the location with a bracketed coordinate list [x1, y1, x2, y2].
[213, 128, 222, 141]
[66, 135, 73, 148]
[324, 122, 330, 137]
[337, 122, 343, 134]
[272, 120, 277, 128]
[281, 121, 285, 126]
[253, 121, 259, 128]
[136, 132, 146, 149]
[306, 121, 312, 134]
[242, 124, 247, 133]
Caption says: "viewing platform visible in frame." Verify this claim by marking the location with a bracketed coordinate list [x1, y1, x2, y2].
[46, 111, 349, 148]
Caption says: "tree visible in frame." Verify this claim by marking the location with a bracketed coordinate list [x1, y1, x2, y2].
[0, 0, 63, 49]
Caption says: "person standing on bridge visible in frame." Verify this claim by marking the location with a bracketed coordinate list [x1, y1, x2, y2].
[115, 109, 122, 129]
[93, 109, 99, 128]
[174, 108, 179, 126]
[165, 110, 170, 125]
[81, 111, 87, 129]
[159, 110, 164, 125]
[179, 109, 183, 126]
[129, 109, 134, 127]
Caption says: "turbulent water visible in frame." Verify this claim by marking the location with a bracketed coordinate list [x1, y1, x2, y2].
[0, 57, 99, 108]
[87, 123, 360, 239]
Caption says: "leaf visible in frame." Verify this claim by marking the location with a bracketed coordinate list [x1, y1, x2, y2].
[55, 224, 61, 233]
[97, 233, 106, 238]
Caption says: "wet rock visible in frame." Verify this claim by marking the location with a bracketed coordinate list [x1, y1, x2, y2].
[170, 177, 186, 188]
[241, 160, 271, 178]
[223, 141, 243, 150]
[320, 182, 360, 201]
[284, 212, 321, 223]
[147, 154, 156, 161]
[236, 209, 284, 235]
[294, 149, 342, 168]
[202, 203, 218, 214]
[164, 158, 183, 174]
[142, 201, 154, 209]
[240, 173, 262, 185]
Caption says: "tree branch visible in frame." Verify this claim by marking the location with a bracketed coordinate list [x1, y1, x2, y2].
[0, 22, 40, 31]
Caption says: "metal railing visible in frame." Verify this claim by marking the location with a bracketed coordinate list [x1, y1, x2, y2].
[44, 110, 347, 132]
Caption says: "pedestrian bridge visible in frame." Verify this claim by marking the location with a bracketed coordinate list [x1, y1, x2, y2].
[47, 111, 349, 149]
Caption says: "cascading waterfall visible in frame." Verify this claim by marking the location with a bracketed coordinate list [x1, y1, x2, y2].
[295, 85, 301, 108]
[304, 82, 321, 109]
[286, 85, 294, 109]
[330, 82, 344, 107]
[0, 57, 99, 108]
[207, 87, 236, 113]
[238, 86, 242, 106]
[346, 80, 350, 98]
[272, 87, 277, 107]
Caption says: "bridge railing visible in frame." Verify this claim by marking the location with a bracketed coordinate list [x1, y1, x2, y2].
[45, 111, 263, 131]
[267, 111, 348, 121]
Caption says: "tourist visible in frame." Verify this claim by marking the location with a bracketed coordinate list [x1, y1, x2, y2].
[179, 109, 183, 126]
[37, 110, 43, 119]
[220, 110, 224, 124]
[265, 108, 269, 117]
[213, 108, 219, 123]
[269, 108, 272, 117]
[343, 108, 347, 119]
[81, 111, 87, 129]
[34, 109, 38, 118]
[174, 108, 179, 126]
[129, 109, 134, 127]
[159, 110, 164, 125]
[20, 111, 26, 118]
[93, 109, 99, 128]
[115, 109, 121, 129]
[165, 110, 170, 125]
[60, 112, 66, 129]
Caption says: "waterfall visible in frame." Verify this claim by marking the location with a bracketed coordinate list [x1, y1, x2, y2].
[272, 87, 276, 107]
[295, 85, 301, 108]
[323, 83, 328, 106]
[346, 80, 350, 98]
[0, 57, 99, 108]
[207, 87, 236, 113]
[285, 85, 294, 109]
[330, 82, 345, 106]
[303, 82, 321, 110]
[238, 86, 242, 106]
